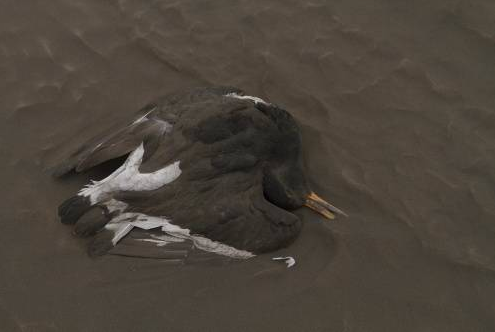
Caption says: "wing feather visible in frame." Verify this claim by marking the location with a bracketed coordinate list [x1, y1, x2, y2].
[52, 105, 171, 177]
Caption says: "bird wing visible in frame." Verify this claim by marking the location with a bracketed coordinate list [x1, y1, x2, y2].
[52, 104, 172, 177]
[51, 86, 245, 177]
[107, 228, 237, 265]
[112, 170, 302, 254]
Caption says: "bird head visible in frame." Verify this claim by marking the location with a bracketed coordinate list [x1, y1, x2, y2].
[257, 102, 346, 220]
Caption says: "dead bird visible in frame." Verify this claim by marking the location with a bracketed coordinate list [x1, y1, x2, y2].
[54, 86, 347, 259]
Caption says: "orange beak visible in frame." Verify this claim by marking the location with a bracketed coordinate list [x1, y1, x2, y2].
[304, 192, 348, 220]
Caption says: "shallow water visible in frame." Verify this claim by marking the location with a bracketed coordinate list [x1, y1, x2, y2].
[1, 0, 495, 331]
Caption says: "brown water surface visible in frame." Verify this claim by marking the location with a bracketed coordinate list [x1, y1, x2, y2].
[1, 0, 495, 331]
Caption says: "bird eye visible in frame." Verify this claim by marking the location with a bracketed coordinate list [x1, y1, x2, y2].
[262, 168, 301, 210]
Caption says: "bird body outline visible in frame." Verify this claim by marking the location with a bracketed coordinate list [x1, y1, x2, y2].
[55, 86, 345, 258]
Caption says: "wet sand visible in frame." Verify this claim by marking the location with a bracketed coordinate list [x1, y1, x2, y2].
[1, 0, 495, 331]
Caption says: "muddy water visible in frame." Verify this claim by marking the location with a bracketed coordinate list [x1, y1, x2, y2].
[1, 0, 495, 331]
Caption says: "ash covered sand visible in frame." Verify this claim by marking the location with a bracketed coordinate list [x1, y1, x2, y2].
[1, 0, 495, 331]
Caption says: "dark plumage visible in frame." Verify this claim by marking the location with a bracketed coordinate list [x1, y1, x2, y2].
[55, 86, 345, 258]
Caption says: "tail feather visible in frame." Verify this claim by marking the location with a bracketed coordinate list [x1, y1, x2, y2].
[73, 206, 111, 237]
[88, 223, 134, 257]
[58, 195, 92, 225]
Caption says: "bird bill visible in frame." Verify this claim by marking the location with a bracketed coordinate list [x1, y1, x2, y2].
[304, 192, 347, 220]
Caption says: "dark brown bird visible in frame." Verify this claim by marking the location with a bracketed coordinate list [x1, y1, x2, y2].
[55, 86, 346, 259]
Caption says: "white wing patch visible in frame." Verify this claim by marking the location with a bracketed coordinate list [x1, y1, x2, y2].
[79, 143, 181, 204]
[102, 210, 255, 259]
[137, 234, 186, 247]
[105, 222, 135, 245]
[225, 92, 268, 105]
